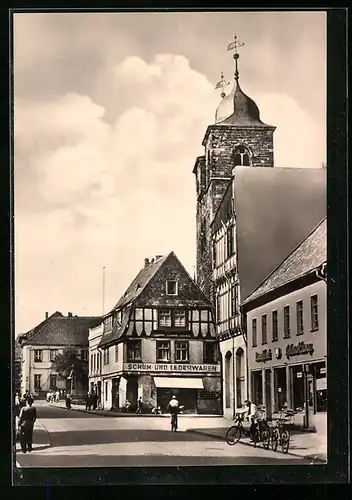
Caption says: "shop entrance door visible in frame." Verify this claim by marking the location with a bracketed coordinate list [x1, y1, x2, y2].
[126, 377, 138, 410]
[112, 378, 120, 409]
[264, 369, 272, 418]
[304, 373, 315, 428]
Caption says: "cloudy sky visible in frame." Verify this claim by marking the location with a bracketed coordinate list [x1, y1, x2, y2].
[13, 11, 326, 335]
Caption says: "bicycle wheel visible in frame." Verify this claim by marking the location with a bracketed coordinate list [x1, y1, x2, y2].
[271, 428, 279, 452]
[281, 429, 290, 454]
[262, 428, 270, 450]
[225, 425, 241, 445]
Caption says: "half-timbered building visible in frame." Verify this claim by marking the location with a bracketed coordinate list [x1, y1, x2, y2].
[96, 252, 221, 414]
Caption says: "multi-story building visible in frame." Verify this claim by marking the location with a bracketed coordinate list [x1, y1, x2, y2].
[193, 41, 326, 418]
[241, 218, 327, 432]
[18, 311, 101, 398]
[88, 323, 104, 403]
[94, 252, 221, 414]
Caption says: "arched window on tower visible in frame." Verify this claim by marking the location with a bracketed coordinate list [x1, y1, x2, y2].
[233, 144, 250, 166]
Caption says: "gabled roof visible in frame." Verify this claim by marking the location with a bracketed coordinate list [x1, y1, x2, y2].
[112, 254, 169, 311]
[19, 312, 102, 346]
[242, 217, 326, 305]
[232, 166, 326, 300]
[99, 252, 212, 347]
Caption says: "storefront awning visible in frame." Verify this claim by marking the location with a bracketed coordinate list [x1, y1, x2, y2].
[154, 377, 204, 389]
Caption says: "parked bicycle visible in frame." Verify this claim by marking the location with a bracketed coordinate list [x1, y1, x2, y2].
[225, 406, 270, 450]
[270, 408, 295, 454]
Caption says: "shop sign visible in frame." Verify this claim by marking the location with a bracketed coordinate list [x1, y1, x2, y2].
[286, 341, 314, 359]
[296, 372, 303, 378]
[255, 349, 272, 363]
[316, 378, 327, 391]
[320, 367, 326, 374]
[123, 363, 221, 373]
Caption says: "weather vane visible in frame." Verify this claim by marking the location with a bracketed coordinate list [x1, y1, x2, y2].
[227, 34, 244, 81]
[215, 72, 230, 99]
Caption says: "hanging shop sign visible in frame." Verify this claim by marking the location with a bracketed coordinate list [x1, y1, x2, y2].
[255, 349, 272, 363]
[286, 341, 314, 359]
[123, 363, 221, 373]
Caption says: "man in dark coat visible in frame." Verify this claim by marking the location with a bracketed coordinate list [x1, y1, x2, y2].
[17, 396, 37, 453]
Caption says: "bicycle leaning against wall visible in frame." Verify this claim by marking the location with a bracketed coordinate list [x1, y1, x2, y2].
[225, 405, 270, 450]
[270, 408, 296, 454]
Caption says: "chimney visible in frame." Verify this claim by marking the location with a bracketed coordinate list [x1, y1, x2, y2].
[144, 258, 149, 268]
[150, 258, 154, 264]
[45, 312, 49, 320]
[156, 255, 162, 260]
[68, 312, 73, 317]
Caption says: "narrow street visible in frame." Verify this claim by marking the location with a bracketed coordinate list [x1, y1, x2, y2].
[15, 403, 313, 467]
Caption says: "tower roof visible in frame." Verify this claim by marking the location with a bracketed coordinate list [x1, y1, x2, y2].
[215, 34, 271, 127]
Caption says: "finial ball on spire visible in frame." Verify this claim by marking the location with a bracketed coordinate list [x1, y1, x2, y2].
[233, 53, 239, 60]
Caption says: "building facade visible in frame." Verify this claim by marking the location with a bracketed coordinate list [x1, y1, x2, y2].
[193, 41, 326, 419]
[18, 312, 101, 398]
[241, 219, 327, 430]
[95, 252, 221, 414]
[88, 323, 104, 403]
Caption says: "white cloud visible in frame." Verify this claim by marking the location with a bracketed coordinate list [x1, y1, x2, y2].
[15, 53, 325, 334]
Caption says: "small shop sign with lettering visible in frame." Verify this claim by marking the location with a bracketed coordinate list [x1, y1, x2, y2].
[286, 341, 314, 359]
[255, 349, 272, 363]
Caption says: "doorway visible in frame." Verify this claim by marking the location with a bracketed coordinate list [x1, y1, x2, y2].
[112, 378, 120, 409]
[264, 369, 272, 418]
[126, 377, 138, 409]
[251, 371, 263, 405]
[274, 367, 287, 412]
[224, 351, 233, 409]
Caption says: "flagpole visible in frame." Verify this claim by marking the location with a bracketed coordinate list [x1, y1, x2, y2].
[102, 267, 106, 316]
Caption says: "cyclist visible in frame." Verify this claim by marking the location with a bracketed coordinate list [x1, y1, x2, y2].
[166, 395, 180, 431]
[243, 399, 259, 441]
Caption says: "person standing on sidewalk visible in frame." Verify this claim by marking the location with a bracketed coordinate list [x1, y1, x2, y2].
[85, 392, 92, 411]
[92, 392, 98, 410]
[136, 397, 143, 414]
[17, 396, 37, 453]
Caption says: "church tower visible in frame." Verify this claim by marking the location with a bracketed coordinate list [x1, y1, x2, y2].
[194, 35, 276, 301]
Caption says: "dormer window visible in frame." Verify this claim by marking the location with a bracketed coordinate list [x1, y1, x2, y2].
[103, 315, 113, 333]
[166, 280, 178, 296]
[234, 144, 250, 166]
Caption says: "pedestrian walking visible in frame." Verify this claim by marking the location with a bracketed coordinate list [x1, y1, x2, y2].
[17, 396, 37, 453]
[55, 390, 60, 403]
[85, 392, 92, 411]
[92, 392, 98, 410]
[136, 397, 143, 414]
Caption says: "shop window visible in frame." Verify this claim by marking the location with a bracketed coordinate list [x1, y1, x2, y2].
[50, 349, 59, 362]
[252, 318, 257, 347]
[34, 374, 41, 391]
[310, 295, 319, 330]
[272, 310, 278, 341]
[296, 300, 304, 335]
[34, 350, 43, 362]
[261, 314, 267, 344]
[204, 342, 218, 364]
[156, 341, 170, 362]
[274, 368, 287, 412]
[175, 341, 189, 362]
[284, 306, 290, 338]
[127, 340, 141, 362]
[313, 362, 327, 412]
[49, 374, 57, 390]
[251, 371, 263, 406]
[166, 280, 178, 296]
[290, 365, 305, 411]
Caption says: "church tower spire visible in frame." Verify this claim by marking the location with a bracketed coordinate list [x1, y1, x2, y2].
[193, 34, 276, 300]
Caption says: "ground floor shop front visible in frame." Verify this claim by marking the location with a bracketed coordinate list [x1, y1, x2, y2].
[250, 358, 327, 429]
[100, 370, 222, 415]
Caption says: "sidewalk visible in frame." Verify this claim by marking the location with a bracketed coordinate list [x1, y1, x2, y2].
[48, 401, 223, 418]
[15, 420, 51, 453]
[186, 426, 327, 463]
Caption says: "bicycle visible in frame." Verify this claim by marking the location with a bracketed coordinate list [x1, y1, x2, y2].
[225, 409, 270, 450]
[270, 408, 295, 454]
[170, 405, 184, 432]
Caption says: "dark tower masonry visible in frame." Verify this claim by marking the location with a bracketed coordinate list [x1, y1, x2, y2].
[194, 36, 276, 303]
